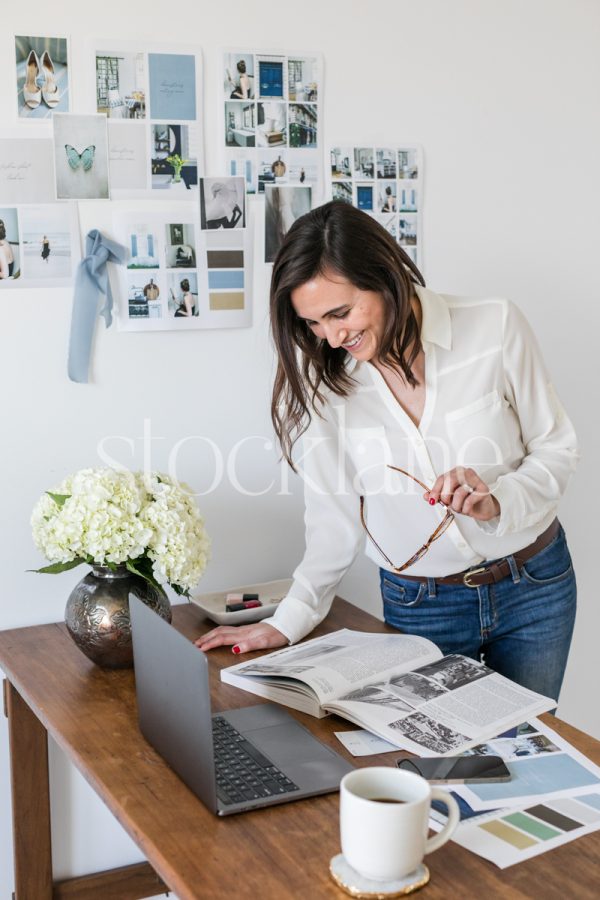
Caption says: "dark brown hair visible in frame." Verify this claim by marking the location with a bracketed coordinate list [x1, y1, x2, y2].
[0, 221, 5, 241]
[180, 278, 190, 292]
[270, 201, 425, 467]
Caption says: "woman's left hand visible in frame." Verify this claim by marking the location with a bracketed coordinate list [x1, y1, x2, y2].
[424, 467, 500, 521]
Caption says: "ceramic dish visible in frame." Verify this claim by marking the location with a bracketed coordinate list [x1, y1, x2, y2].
[190, 578, 292, 625]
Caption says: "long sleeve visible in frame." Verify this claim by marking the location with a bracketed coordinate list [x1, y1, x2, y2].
[264, 402, 365, 644]
[488, 301, 579, 535]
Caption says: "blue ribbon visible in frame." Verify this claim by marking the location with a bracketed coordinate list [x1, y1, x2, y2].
[68, 230, 128, 383]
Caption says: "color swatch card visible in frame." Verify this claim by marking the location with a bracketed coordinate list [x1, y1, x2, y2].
[87, 40, 203, 199]
[444, 793, 600, 868]
[221, 49, 323, 198]
[328, 145, 422, 268]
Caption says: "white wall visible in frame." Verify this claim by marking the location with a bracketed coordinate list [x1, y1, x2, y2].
[1, 0, 598, 894]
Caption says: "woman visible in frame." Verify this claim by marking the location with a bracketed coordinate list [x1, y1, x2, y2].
[41, 235, 50, 263]
[0, 220, 15, 279]
[174, 278, 195, 317]
[197, 202, 578, 701]
[228, 60, 252, 99]
[205, 182, 243, 230]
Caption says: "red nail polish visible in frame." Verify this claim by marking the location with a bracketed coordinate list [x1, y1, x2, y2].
[232, 645, 241, 654]
[429, 498, 436, 506]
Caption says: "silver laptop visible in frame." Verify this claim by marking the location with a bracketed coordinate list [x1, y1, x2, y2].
[129, 595, 353, 816]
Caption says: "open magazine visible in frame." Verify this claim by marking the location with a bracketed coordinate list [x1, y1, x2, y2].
[221, 629, 555, 757]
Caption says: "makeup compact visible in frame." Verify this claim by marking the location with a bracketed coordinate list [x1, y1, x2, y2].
[191, 578, 292, 625]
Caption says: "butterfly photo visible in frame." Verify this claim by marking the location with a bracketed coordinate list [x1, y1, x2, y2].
[53, 114, 109, 199]
[65, 144, 95, 172]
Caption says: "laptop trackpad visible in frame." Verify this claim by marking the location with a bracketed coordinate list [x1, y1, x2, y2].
[249, 723, 349, 790]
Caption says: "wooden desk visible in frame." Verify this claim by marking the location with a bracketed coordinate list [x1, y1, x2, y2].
[1, 599, 599, 900]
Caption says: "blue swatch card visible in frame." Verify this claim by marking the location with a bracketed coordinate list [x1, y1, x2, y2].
[149, 53, 196, 120]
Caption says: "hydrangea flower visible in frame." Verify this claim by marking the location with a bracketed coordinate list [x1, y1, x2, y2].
[31, 468, 211, 595]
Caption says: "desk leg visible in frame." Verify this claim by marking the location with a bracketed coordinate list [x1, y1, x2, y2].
[5, 680, 53, 900]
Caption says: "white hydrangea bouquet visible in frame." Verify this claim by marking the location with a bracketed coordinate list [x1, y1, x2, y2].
[31, 467, 211, 596]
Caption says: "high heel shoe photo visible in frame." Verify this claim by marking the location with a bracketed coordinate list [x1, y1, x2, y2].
[40, 51, 60, 108]
[23, 50, 41, 109]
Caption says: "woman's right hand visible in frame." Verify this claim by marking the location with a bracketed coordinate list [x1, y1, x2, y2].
[195, 622, 288, 655]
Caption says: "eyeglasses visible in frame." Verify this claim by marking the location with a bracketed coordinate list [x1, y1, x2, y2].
[359, 465, 455, 574]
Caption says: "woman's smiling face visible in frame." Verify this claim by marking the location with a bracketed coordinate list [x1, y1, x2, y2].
[291, 269, 386, 361]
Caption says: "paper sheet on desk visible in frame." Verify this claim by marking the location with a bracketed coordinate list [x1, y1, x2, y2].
[334, 729, 398, 756]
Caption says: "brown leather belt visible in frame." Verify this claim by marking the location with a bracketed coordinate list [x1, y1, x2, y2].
[397, 519, 560, 589]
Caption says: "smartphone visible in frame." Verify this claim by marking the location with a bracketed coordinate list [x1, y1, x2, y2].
[397, 755, 511, 784]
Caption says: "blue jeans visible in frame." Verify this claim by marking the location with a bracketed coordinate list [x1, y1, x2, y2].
[380, 524, 576, 703]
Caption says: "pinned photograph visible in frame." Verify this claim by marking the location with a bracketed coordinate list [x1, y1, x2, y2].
[225, 101, 256, 148]
[257, 102, 287, 147]
[287, 57, 318, 102]
[376, 149, 397, 179]
[399, 184, 418, 212]
[96, 50, 146, 119]
[398, 214, 418, 247]
[264, 184, 311, 263]
[128, 275, 162, 319]
[257, 150, 287, 193]
[167, 272, 199, 318]
[127, 226, 159, 269]
[356, 183, 374, 211]
[331, 148, 352, 180]
[354, 148, 374, 179]
[289, 104, 317, 148]
[224, 53, 254, 100]
[20, 205, 73, 279]
[165, 223, 196, 267]
[332, 182, 352, 203]
[398, 148, 419, 179]
[375, 213, 398, 240]
[288, 150, 316, 185]
[378, 181, 397, 212]
[0, 208, 21, 282]
[53, 113, 109, 200]
[256, 55, 286, 100]
[15, 35, 69, 119]
[148, 52, 196, 120]
[228, 153, 255, 193]
[200, 178, 245, 230]
[151, 124, 197, 191]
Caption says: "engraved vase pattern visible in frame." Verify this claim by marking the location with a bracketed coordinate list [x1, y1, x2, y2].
[65, 565, 172, 669]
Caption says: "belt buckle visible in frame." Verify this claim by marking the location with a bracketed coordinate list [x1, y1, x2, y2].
[463, 566, 486, 588]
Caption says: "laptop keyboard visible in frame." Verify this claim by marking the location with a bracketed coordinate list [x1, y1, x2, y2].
[212, 715, 300, 806]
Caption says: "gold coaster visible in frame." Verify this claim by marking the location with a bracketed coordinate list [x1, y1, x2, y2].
[329, 855, 430, 898]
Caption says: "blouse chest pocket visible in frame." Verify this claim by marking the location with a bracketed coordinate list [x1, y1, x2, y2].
[344, 426, 391, 495]
[444, 390, 521, 471]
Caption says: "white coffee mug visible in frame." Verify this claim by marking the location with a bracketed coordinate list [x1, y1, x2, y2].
[340, 767, 460, 881]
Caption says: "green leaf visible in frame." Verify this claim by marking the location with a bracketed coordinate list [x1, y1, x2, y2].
[172, 583, 190, 598]
[28, 558, 84, 575]
[46, 491, 71, 508]
[125, 557, 161, 590]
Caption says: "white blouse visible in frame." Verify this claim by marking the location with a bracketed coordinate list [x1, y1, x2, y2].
[264, 285, 579, 645]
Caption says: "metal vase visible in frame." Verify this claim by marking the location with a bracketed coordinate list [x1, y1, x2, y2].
[65, 564, 172, 669]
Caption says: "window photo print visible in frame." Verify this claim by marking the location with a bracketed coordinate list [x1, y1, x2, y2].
[53, 114, 109, 200]
[150, 124, 198, 191]
[264, 184, 311, 263]
[127, 225, 160, 270]
[0, 207, 21, 282]
[15, 35, 70, 119]
[167, 271, 198, 318]
[200, 177, 245, 230]
[96, 50, 146, 119]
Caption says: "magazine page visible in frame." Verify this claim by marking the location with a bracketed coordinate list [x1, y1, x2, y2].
[221, 628, 442, 706]
[326, 655, 555, 756]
